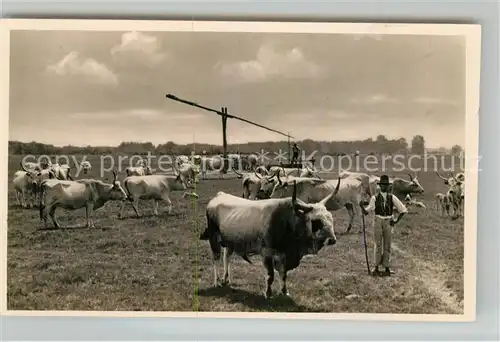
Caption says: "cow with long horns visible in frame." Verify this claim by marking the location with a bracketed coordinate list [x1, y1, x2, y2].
[118, 164, 198, 218]
[38, 170, 128, 229]
[199, 179, 340, 298]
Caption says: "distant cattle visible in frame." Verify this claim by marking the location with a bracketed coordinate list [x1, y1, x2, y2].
[39, 171, 128, 229]
[269, 165, 320, 179]
[233, 167, 270, 200]
[199, 180, 339, 298]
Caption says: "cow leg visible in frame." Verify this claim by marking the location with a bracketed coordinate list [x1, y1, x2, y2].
[263, 256, 275, 299]
[163, 196, 173, 215]
[131, 198, 140, 217]
[14, 190, 20, 207]
[118, 200, 127, 219]
[275, 257, 289, 296]
[48, 205, 61, 229]
[222, 247, 234, 285]
[152, 199, 159, 216]
[344, 203, 355, 234]
[85, 203, 95, 228]
[20, 189, 28, 208]
[209, 235, 222, 287]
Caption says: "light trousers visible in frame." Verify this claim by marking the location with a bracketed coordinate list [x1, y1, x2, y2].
[373, 217, 393, 268]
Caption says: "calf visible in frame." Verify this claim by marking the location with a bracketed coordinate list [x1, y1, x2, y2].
[199, 179, 340, 298]
[435, 193, 451, 216]
[12, 170, 38, 208]
[119, 170, 198, 218]
[39, 171, 128, 229]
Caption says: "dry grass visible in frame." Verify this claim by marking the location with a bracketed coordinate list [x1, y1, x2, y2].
[6, 155, 464, 314]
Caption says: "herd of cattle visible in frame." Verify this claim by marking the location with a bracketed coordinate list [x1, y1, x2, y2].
[11, 153, 466, 298]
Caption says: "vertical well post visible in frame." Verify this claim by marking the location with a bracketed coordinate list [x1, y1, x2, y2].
[221, 106, 228, 173]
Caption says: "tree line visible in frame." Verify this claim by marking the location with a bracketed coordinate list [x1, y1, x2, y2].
[8, 135, 463, 156]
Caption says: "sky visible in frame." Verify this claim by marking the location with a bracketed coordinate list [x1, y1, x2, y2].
[9, 30, 465, 148]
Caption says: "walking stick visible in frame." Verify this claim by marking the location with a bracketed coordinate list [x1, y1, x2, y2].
[361, 210, 371, 276]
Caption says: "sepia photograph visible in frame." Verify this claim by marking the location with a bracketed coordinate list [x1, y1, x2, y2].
[1, 19, 480, 320]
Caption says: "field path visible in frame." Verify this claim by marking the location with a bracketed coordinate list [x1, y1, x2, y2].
[392, 243, 463, 314]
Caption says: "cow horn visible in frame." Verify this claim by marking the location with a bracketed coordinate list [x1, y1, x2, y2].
[319, 177, 341, 206]
[436, 171, 448, 181]
[254, 170, 262, 179]
[20, 160, 29, 173]
[449, 171, 459, 182]
[112, 169, 117, 182]
[407, 173, 413, 181]
[233, 168, 243, 177]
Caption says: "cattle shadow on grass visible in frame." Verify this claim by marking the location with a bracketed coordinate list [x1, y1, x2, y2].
[197, 285, 317, 312]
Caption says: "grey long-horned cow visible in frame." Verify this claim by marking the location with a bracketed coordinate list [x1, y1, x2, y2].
[199, 178, 340, 298]
[39, 170, 128, 229]
[118, 165, 198, 218]
[264, 176, 364, 234]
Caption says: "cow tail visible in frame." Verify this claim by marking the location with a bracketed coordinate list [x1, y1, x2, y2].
[241, 254, 253, 264]
[242, 178, 250, 198]
[38, 183, 46, 221]
[123, 179, 133, 201]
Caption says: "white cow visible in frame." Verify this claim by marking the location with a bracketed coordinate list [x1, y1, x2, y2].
[50, 163, 73, 180]
[118, 169, 198, 218]
[80, 161, 92, 175]
[198, 156, 225, 179]
[339, 171, 377, 200]
[435, 193, 451, 216]
[12, 170, 38, 208]
[176, 162, 199, 186]
[125, 165, 153, 177]
[175, 155, 190, 167]
[38, 171, 128, 229]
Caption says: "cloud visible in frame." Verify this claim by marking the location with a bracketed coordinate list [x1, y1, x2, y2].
[69, 108, 203, 122]
[215, 44, 322, 83]
[46, 51, 118, 86]
[110, 31, 167, 67]
[348, 94, 399, 104]
[413, 97, 458, 106]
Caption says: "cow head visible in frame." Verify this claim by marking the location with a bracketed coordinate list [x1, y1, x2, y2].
[400, 172, 424, 194]
[81, 161, 91, 174]
[436, 171, 459, 187]
[257, 169, 283, 199]
[290, 178, 341, 255]
[20, 161, 39, 190]
[171, 164, 188, 190]
[108, 170, 128, 200]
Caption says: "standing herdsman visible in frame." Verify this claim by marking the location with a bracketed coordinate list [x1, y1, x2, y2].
[360, 175, 408, 277]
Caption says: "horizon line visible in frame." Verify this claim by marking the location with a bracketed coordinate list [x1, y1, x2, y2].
[8, 138, 461, 151]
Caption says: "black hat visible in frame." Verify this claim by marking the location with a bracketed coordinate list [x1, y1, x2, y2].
[378, 175, 391, 185]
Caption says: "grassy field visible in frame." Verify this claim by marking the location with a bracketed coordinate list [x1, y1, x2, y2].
[6, 154, 465, 314]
